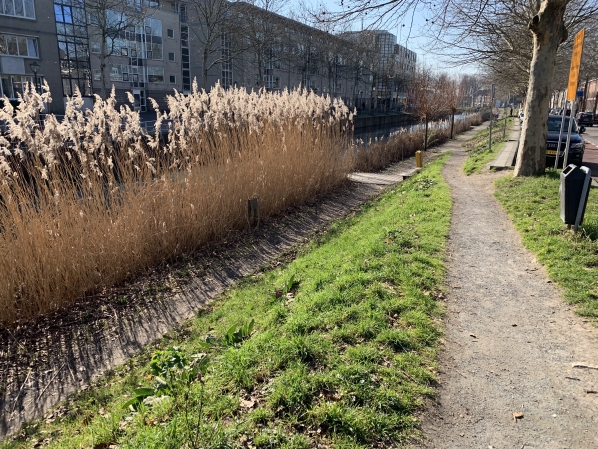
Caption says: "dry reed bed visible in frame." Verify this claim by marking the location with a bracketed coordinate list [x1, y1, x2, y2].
[0, 82, 480, 326]
[0, 83, 352, 325]
[354, 114, 483, 172]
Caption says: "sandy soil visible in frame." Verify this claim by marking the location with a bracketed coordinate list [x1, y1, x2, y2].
[418, 140, 598, 448]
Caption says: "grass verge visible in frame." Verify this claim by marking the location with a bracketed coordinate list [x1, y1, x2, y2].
[462, 117, 513, 175]
[495, 172, 598, 318]
[2, 155, 452, 449]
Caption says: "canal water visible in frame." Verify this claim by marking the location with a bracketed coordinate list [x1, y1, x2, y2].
[353, 114, 473, 146]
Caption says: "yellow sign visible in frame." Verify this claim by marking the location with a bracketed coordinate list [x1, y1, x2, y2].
[567, 29, 585, 101]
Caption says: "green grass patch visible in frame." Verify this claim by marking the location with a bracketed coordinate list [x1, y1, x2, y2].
[463, 117, 513, 175]
[2, 155, 453, 449]
[495, 172, 598, 318]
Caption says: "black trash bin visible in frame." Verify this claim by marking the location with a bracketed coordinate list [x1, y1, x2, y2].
[559, 164, 591, 229]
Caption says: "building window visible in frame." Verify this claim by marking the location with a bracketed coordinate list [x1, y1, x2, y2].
[168, 52, 175, 62]
[0, 35, 38, 57]
[93, 69, 101, 81]
[109, 63, 124, 82]
[167, 29, 174, 39]
[1, 75, 38, 98]
[147, 66, 164, 83]
[169, 75, 176, 83]
[1, 0, 35, 19]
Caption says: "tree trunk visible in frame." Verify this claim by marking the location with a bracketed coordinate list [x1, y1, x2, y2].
[100, 37, 107, 100]
[203, 46, 211, 91]
[424, 116, 429, 151]
[593, 89, 598, 115]
[450, 109, 455, 139]
[513, 0, 569, 177]
[582, 77, 589, 111]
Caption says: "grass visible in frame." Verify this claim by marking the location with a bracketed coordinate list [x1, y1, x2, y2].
[2, 154, 453, 449]
[495, 172, 598, 318]
[462, 117, 513, 175]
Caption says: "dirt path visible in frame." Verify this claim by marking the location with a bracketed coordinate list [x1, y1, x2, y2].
[419, 142, 598, 447]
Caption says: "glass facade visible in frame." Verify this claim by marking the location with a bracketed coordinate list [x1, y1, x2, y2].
[180, 24, 190, 91]
[54, 0, 92, 96]
[90, 17, 163, 61]
[221, 33, 232, 88]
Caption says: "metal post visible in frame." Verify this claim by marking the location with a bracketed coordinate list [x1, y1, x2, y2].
[562, 100, 577, 168]
[555, 101, 567, 169]
[489, 109, 493, 151]
[489, 84, 495, 151]
[574, 167, 592, 232]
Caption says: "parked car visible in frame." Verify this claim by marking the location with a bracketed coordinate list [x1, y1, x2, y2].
[546, 115, 585, 167]
[576, 112, 594, 126]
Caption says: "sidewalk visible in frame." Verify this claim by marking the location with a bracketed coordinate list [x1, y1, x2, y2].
[582, 137, 598, 184]
[490, 124, 521, 170]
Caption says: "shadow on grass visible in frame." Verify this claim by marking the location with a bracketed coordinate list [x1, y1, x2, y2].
[541, 169, 561, 180]
[580, 221, 598, 241]
[0, 182, 381, 439]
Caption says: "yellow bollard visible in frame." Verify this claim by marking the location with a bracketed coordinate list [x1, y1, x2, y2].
[415, 151, 423, 168]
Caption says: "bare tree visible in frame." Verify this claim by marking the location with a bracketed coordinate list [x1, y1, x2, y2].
[309, 0, 598, 176]
[408, 66, 451, 150]
[441, 75, 465, 138]
[233, 0, 287, 89]
[186, 0, 243, 89]
[86, 0, 148, 99]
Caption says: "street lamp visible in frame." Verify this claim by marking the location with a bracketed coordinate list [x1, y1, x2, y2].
[29, 62, 40, 94]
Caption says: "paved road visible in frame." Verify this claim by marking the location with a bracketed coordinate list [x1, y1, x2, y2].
[582, 125, 598, 181]
[419, 138, 598, 448]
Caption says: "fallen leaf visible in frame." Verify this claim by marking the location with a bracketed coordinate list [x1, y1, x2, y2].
[513, 412, 524, 421]
[240, 399, 255, 409]
[469, 333, 477, 339]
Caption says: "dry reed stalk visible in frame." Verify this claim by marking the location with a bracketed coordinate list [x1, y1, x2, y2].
[0, 82, 352, 326]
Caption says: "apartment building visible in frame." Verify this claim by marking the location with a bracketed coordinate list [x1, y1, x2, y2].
[0, 0, 417, 114]
[341, 30, 417, 108]
[87, 4, 183, 111]
[0, 0, 63, 112]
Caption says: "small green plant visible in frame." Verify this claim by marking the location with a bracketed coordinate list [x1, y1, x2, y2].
[412, 176, 436, 191]
[223, 319, 255, 347]
[123, 346, 210, 410]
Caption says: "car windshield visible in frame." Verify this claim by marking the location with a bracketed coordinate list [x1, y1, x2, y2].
[548, 117, 578, 133]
